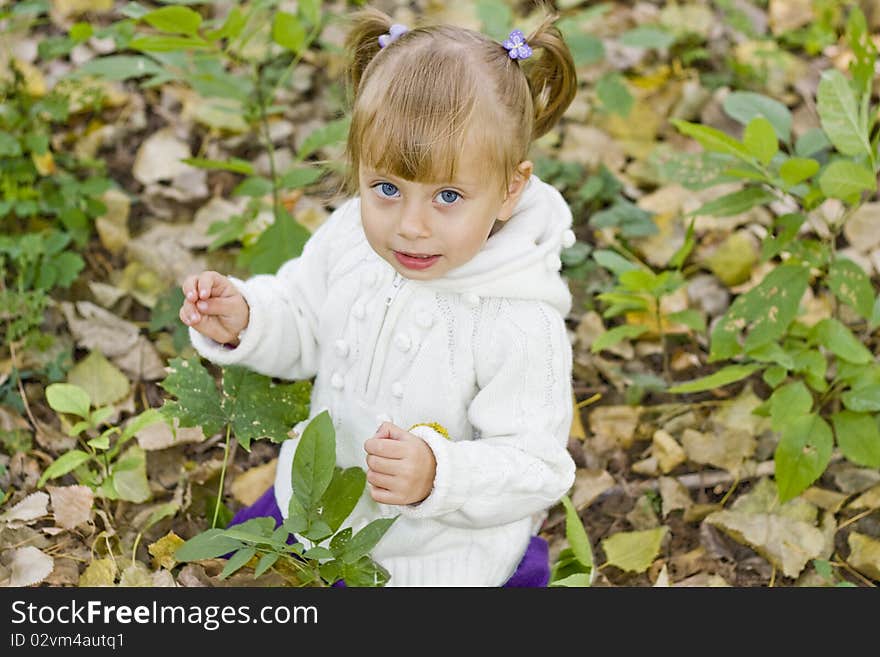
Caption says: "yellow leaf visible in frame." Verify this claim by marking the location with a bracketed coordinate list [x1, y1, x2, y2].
[31, 151, 56, 176]
[13, 59, 46, 97]
[570, 389, 587, 441]
[78, 557, 117, 586]
[148, 532, 185, 571]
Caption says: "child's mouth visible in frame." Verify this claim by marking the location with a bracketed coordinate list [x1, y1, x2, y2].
[393, 251, 441, 270]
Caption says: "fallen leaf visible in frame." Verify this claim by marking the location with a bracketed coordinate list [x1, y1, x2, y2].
[570, 468, 615, 511]
[52, 0, 114, 19]
[119, 561, 152, 587]
[830, 464, 880, 494]
[681, 427, 756, 474]
[602, 526, 668, 574]
[112, 336, 167, 381]
[632, 456, 660, 476]
[2, 546, 54, 587]
[653, 563, 670, 587]
[60, 301, 140, 358]
[801, 487, 849, 514]
[705, 230, 760, 287]
[47, 485, 93, 530]
[768, 0, 814, 34]
[658, 476, 692, 516]
[148, 532, 185, 571]
[589, 405, 642, 449]
[626, 494, 660, 530]
[78, 557, 117, 586]
[135, 415, 204, 451]
[133, 128, 195, 185]
[653, 429, 686, 473]
[843, 203, 880, 254]
[67, 350, 130, 408]
[94, 188, 130, 255]
[231, 459, 277, 506]
[848, 484, 880, 511]
[846, 532, 880, 581]
[0, 492, 49, 526]
[671, 572, 731, 587]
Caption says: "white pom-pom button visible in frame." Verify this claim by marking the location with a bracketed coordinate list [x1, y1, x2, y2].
[330, 373, 344, 389]
[545, 253, 562, 271]
[334, 339, 349, 358]
[562, 229, 576, 248]
[391, 382, 404, 398]
[394, 333, 411, 352]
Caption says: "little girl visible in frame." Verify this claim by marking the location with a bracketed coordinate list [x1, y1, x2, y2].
[179, 4, 579, 587]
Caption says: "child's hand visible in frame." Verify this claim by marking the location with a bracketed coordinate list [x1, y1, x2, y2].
[179, 271, 250, 346]
[364, 422, 437, 505]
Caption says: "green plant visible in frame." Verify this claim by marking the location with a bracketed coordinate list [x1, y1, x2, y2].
[667, 8, 880, 502]
[38, 383, 164, 502]
[70, 0, 344, 275]
[549, 494, 594, 587]
[590, 219, 703, 382]
[158, 355, 311, 526]
[174, 411, 396, 587]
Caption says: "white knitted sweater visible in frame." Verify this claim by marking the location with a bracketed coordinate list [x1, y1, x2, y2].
[189, 174, 577, 586]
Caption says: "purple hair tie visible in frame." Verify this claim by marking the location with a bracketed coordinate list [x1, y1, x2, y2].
[378, 23, 408, 48]
[501, 30, 532, 59]
[502, 29, 532, 60]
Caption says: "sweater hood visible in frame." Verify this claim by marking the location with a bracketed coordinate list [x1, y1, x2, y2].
[397, 174, 575, 317]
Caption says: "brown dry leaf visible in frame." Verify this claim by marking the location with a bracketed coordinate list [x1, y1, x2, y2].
[126, 223, 208, 287]
[671, 572, 731, 587]
[768, 0, 814, 34]
[570, 392, 587, 441]
[78, 557, 117, 586]
[631, 456, 660, 476]
[652, 563, 670, 587]
[60, 300, 139, 358]
[231, 459, 277, 506]
[575, 311, 632, 359]
[801, 487, 849, 514]
[148, 532, 185, 571]
[848, 484, 880, 511]
[0, 491, 49, 526]
[681, 427, 756, 474]
[570, 468, 615, 511]
[135, 415, 204, 451]
[113, 336, 167, 381]
[653, 429, 686, 474]
[843, 202, 880, 254]
[67, 350, 130, 408]
[52, 0, 114, 19]
[588, 405, 642, 449]
[658, 476, 692, 516]
[830, 465, 880, 494]
[47, 485, 93, 530]
[1, 546, 54, 587]
[846, 532, 880, 581]
[626, 494, 660, 530]
[557, 124, 626, 173]
[132, 128, 194, 185]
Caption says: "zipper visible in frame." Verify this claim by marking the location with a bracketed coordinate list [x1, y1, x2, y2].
[363, 271, 406, 396]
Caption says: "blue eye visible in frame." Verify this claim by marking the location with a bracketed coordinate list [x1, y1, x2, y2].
[373, 182, 399, 198]
[437, 190, 461, 205]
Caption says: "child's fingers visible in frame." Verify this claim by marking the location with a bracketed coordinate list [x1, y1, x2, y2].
[364, 436, 404, 459]
[366, 454, 402, 474]
[193, 296, 237, 317]
[366, 470, 395, 490]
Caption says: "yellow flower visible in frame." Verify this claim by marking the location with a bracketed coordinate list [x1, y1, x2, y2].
[408, 422, 450, 440]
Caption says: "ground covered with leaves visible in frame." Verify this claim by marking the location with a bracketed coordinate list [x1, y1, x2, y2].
[2, 0, 880, 588]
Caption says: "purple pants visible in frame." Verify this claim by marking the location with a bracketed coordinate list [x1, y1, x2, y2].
[227, 486, 550, 587]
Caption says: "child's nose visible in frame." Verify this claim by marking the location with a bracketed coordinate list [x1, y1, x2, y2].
[396, 207, 431, 240]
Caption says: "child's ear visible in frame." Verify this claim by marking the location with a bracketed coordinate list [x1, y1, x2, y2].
[498, 160, 534, 221]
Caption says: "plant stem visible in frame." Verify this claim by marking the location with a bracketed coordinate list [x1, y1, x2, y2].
[656, 295, 669, 382]
[212, 424, 232, 529]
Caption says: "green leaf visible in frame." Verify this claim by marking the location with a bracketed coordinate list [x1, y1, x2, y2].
[768, 381, 813, 433]
[690, 186, 775, 217]
[746, 342, 795, 369]
[743, 117, 778, 165]
[591, 325, 649, 353]
[239, 208, 312, 275]
[795, 128, 831, 157]
[278, 167, 324, 190]
[819, 160, 876, 203]
[596, 73, 633, 118]
[206, 6, 246, 41]
[67, 350, 130, 409]
[37, 450, 91, 487]
[722, 91, 792, 143]
[589, 200, 658, 238]
[233, 176, 273, 197]
[143, 6, 202, 36]
[709, 264, 811, 361]
[298, 0, 321, 26]
[779, 158, 820, 186]
[810, 318, 873, 364]
[827, 258, 875, 319]
[174, 529, 245, 561]
[871, 296, 880, 331]
[618, 26, 675, 50]
[330, 527, 353, 556]
[111, 446, 150, 503]
[159, 356, 226, 437]
[560, 495, 593, 575]
[128, 35, 210, 51]
[793, 349, 828, 392]
[272, 12, 306, 53]
[303, 546, 334, 560]
[842, 384, 880, 412]
[830, 411, 880, 468]
[774, 414, 833, 503]
[667, 364, 761, 394]
[671, 119, 752, 162]
[219, 547, 256, 579]
[566, 32, 604, 67]
[75, 56, 165, 81]
[592, 249, 641, 276]
[476, 0, 513, 41]
[817, 69, 872, 158]
[254, 551, 280, 577]
[182, 157, 255, 175]
[549, 572, 593, 587]
[341, 517, 396, 564]
[296, 117, 350, 161]
[601, 527, 668, 573]
[45, 383, 91, 419]
[318, 467, 367, 533]
[120, 408, 165, 441]
[222, 367, 311, 449]
[763, 365, 788, 388]
[291, 411, 337, 515]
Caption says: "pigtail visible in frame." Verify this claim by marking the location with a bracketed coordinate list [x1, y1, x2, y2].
[343, 6, 395, 103]
[524, 5, 577, 140]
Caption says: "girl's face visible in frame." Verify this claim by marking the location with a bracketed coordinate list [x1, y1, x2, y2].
[358, 154, 533, 281]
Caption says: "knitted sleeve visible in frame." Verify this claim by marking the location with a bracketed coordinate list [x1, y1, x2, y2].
[188, 198, 357, 380]
[400, 298, 576, 528]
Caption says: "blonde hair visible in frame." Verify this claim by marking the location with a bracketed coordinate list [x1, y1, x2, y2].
[338, 1, 577, 198]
